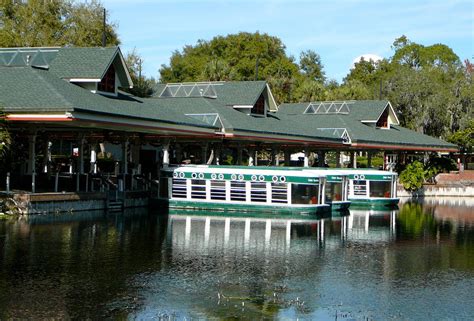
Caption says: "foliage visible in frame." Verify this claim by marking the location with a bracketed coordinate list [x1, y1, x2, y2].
[397, 202, 436, 238]
[299, 50, 325, 82]
[399, 161, 425, 191]
[123, 49, 156, 98]
[158, 33, 471, 139]
[159, 32, 305, 104]
[447, 119, 474, 153]
[0, 0, 119, 47]
[426, 157, 457, 174]
[0, 108, 10, 161]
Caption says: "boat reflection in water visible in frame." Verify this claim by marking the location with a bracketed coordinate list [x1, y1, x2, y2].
[166, 208, 399, 253]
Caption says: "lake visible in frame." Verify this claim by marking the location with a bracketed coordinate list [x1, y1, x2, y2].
[0, 198, 473, 320]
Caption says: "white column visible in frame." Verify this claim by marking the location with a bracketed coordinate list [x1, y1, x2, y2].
[90, 144, 97, 174]
[303, 150, 309, 167]
[248, 149, 254, 166]
[162, 143, 170, 168]
[42, 139, 50, 173]
[352, 151, 357, 169]
[272, 147, 280, 166]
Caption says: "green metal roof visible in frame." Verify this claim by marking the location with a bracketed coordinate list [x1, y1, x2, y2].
[276, 101, 456, 150]
[48, 47, 119, 79]
[0, 46, 131, 87]
[0, 46, 458, 151]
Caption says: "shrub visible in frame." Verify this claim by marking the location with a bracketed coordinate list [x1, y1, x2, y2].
[399, 161, 425, 191]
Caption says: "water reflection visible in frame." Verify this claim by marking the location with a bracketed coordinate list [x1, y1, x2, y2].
[0, 201, 473, 320]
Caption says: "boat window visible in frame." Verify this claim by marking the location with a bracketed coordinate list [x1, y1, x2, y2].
[271, 182, 287, 204]
[230, 181, 246, 201]
[172, 178, 187, 198]
[191, 179, 206, 199]
[250, 182, 267, 202]
[159, 177, 169, 198]
[291, 184, 319, 205]
[210, 180, 226, 200]
[352, 180, 367, 196]
[325, 182, 343, 202]
[369, 181, 392, 198]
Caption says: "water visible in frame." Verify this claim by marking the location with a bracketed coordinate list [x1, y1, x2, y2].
[0, 200, 473, 320]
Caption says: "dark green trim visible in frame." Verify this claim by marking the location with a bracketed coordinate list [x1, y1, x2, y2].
[168, 171, 320, 184]
[157, 198, 330, 216]
[349, 198, 399, 208]
[329, 201, 351, 211]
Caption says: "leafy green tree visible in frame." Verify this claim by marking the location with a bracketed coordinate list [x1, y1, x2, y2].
[448, 119, 474, 153]
[399, 161, 425, 191]
[159, 32, 307, 103]
[0, 108, 10, 162]
[0, 0, 119, 47]
[123, 49, 156, 98]
[299, 50, 325, 82]
[293, 79, 327, 102]
[326, 79, 371, 100]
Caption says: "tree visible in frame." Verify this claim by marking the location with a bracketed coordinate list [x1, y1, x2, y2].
[0, 108, 10, 162]
[159, 32, 304, 103]
[399, 161, 425, 191]
[124, 49, 156, 98]
[448, 120, 474, 154]
[0, 0, 119, 47]
[299, 50, 325, 82]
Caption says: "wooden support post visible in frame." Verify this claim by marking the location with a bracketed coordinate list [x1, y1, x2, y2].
[367, 151, 372, 168]
[273, 146, 280, 166]
[335, 151, 341, 168]
[318, 151, 325, 167]
[28, 134, 37, 193]
[27, 134, 36, 175]
[79, 136, 85, 174]
[237, 144, 243, 165]
[284, 149, 291, 166]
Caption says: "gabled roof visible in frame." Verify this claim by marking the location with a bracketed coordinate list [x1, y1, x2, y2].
[0, 66, 211, 129]
[0, 46, 133, 88]
[276, 101, 456, 151]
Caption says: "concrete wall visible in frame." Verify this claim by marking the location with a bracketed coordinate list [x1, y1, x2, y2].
[11, 191, 150, 215]
[397, 184, 474, 198]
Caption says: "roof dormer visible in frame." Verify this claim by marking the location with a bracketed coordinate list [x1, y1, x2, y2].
[50, 47, 133, 96]
[375, 102, 399, 128]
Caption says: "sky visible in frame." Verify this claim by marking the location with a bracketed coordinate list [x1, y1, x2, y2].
[101, 0, 473, 82]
